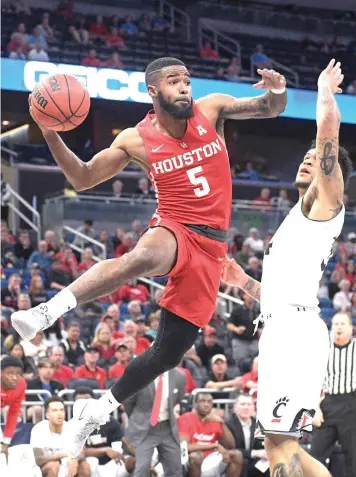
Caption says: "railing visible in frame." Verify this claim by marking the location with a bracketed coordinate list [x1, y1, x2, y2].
[198, 19, 241, 65]
[62, 224, 107, 261]
[7, 185, 41, 245]
[159, 0, 192, 41]
[250, 57, 299, 88]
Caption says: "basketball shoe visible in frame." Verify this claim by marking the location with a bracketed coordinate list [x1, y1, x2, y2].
[11, 304, 53, 340]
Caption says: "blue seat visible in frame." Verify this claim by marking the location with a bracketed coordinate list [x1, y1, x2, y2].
[4, 268, 20, 278]
[68, 378, 100, 390]
[1, 279, 9, 289]
[47, 289, 59, 299]
[320, 308, 335, 320]
[319, 298, 333, 309]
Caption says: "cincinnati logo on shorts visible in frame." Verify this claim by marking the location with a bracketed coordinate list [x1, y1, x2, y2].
[271, 396, 289, 423]
[32, 87, 48, 110]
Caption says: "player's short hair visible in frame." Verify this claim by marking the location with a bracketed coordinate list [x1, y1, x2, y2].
[45, 395, 65, 413]
[310, 140, 353, 187]
[0, 356, 23, 371]
[145, 57, 186, 86]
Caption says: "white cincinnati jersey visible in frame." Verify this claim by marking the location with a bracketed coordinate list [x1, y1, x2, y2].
[261, 198, 345, 314]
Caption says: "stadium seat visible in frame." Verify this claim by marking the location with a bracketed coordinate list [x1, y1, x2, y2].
[104, 379, 117, 389]
[320, 308, 335, 321]
[68, 378, 101, 390]
[47, 290, 59, 299]
[319, 298, 333, 309]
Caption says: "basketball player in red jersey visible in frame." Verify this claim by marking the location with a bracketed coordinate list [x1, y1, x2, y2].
[12, 57, 287, 458]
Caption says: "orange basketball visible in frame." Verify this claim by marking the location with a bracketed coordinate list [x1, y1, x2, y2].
[30, 73, 90, 132]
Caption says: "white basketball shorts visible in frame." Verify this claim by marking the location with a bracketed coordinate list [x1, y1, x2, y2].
[255, 307, 330, 439]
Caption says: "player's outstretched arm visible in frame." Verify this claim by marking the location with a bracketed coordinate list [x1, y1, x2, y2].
[198, 69, 287, 120]
[313, 59, 344, 216]
[29, 97, 137, 191]
[221, 258, 261, 302]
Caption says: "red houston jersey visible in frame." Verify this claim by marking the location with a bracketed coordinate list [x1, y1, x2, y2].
[137, 103, 232, 230]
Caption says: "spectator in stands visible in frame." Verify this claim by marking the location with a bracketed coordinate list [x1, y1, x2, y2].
[118, 320, 150, 354]
[346, 79, 356, 95]
[333, 279, 352, 311]
[106, 303, 120, 330]
[151, 12, 171, 32]
[242, 356, 258, 396]
[214, 66, 227, 81]
[6, 0, 31, 15]
[345, 232, 356, 257]
[7, 341, 35, 379]
[56, 243, 78, 278]
[196, 326, 225, 370]
[146, 310, 160, 340]
[177, 359, 197, 393]
[31, 396, 91, 477]
[74, 345, 107, 389]
[7, 32, 25, 55]
[251, 44, 271, 69]
[78, 247, 96, 275]
[127, 299, 145, 321]
[116, 280, 150, 304]
[204, 354, 242, 396]
[226, 57, 240, 82]
[44, 229, 59, 256]
[178, 392, 242, 476]
[47, 257, 72, 290]
[112, 179, 124, 197]
[0, 357, 26, 453]
[277, 188, 291, 211]
[120, 15, 138, 36]
[9, 45, 26, 59]
[136, 176, 152, 196]
[28, 275, 48, 307]
[82, 48, 101, 67]
[73, 218, 97, 247]
[104, 51, 124, 69]
[139, 13, 152, 33]
[14, 230, 34, 262]
[16, 292, 32, 311]
[28, 25, 48, 50]
[26, 358, 64, 423]
[243, 228, 264, 256]
[90, 15, 107, 40]
[105, 27, 125, 48]
[234, 243, 251, 268]
[345, 260, 355, 288]
[68, 24, 89, 45]
[121, 336, 137, 357]
[92, 323, 116, 365]
[28, 43, 49, 61]
[146, 288, 164, 317]
[38, 12, 55, 43]
[112, 227, 125, 250]
[108, 343, 131, 378]
[27, 240, 52, 271]
[49, 345, 74, 387]
[60, 321, 86, 367]
[328, 269, 343, 300]
[253, 187, 271, 210]
[56, 0, 73, 19]
[114, 232, 134, 258]
[131, 219, 143, 242]
[98, 230, 114, 258]
[1, 273, 22, 308]
[11, 22, 29, 43]
[245, 256, 262, 282]
[241, 161, 260, 181]
[200, 40, 219, 60]
[20, 329, 50, 364]
[76, 386, 135, 475]
[227, 294, 260, 372]
[226, 393, 267, 476]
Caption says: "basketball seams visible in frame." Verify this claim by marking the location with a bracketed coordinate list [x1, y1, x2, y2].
[42, 81, 77, 127]
[63, 74, 75, 116]
[31, 100, 66, 131]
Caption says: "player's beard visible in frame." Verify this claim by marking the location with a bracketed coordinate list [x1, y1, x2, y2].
[293, 180, 310, 190]
[158, 91, 194, 119]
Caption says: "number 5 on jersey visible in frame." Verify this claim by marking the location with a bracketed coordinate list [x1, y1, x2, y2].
[187, 166, 210, 197]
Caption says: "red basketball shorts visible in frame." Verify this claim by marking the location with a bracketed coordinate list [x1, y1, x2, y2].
[154, 218, 227, 328]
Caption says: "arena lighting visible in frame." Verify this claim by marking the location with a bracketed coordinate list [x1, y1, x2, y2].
[2, 120, 10, 126]
[0, 124, 29, 139]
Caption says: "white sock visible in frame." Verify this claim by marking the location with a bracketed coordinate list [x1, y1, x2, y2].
[45, 288, 77, 325]
[98, 390, 121, 414]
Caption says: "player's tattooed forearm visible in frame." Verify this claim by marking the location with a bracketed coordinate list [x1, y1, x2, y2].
[320, 140, 337, 176]
[272, 454, 303, 477]
[267, 90, 288, 117]
[221, 90, 286, 119]
[244, 277, 261, 302]
[329, 199, 342, 218]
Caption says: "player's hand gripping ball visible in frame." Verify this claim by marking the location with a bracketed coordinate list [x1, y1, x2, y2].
[29, 73, 90, 132]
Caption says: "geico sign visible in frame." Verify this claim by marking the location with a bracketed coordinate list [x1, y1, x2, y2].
[23, 61, 151, 103]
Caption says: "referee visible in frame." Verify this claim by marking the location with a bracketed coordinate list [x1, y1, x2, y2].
[311, 312, 356, 476]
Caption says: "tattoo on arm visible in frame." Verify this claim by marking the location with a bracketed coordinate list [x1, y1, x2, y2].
[221, 90, 287, 120]
[320, 140, 337, 177]
[328, 199, 342, 218]
[244, 277, 261, 302]
[272, 454, 303, 477]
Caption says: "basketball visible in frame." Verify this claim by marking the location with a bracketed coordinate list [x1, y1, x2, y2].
[30, 73, 90, 132]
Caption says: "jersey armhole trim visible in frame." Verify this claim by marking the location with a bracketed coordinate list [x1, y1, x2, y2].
[300, 197, 344, 223]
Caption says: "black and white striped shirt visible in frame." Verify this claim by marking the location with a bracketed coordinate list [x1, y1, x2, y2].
[324, 340, 356, 395]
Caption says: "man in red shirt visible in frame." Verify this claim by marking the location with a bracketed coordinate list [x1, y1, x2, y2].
[242, 356, 258, 399]
[0, 357, 26, 454]
[200, 40, 219, 60]
[90, 15, 107, 39]
[253, 187, 271, 210]
[178, 392, 242, 476]
[74, 346, 107, 389]
[78, 248, 96, 275]
[81, 49, 101, 67]
[49, 346, 74, 387]
[115, 280, 150, 304]
[113, 320, 150, 355]
[108, 343, 131, 379]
